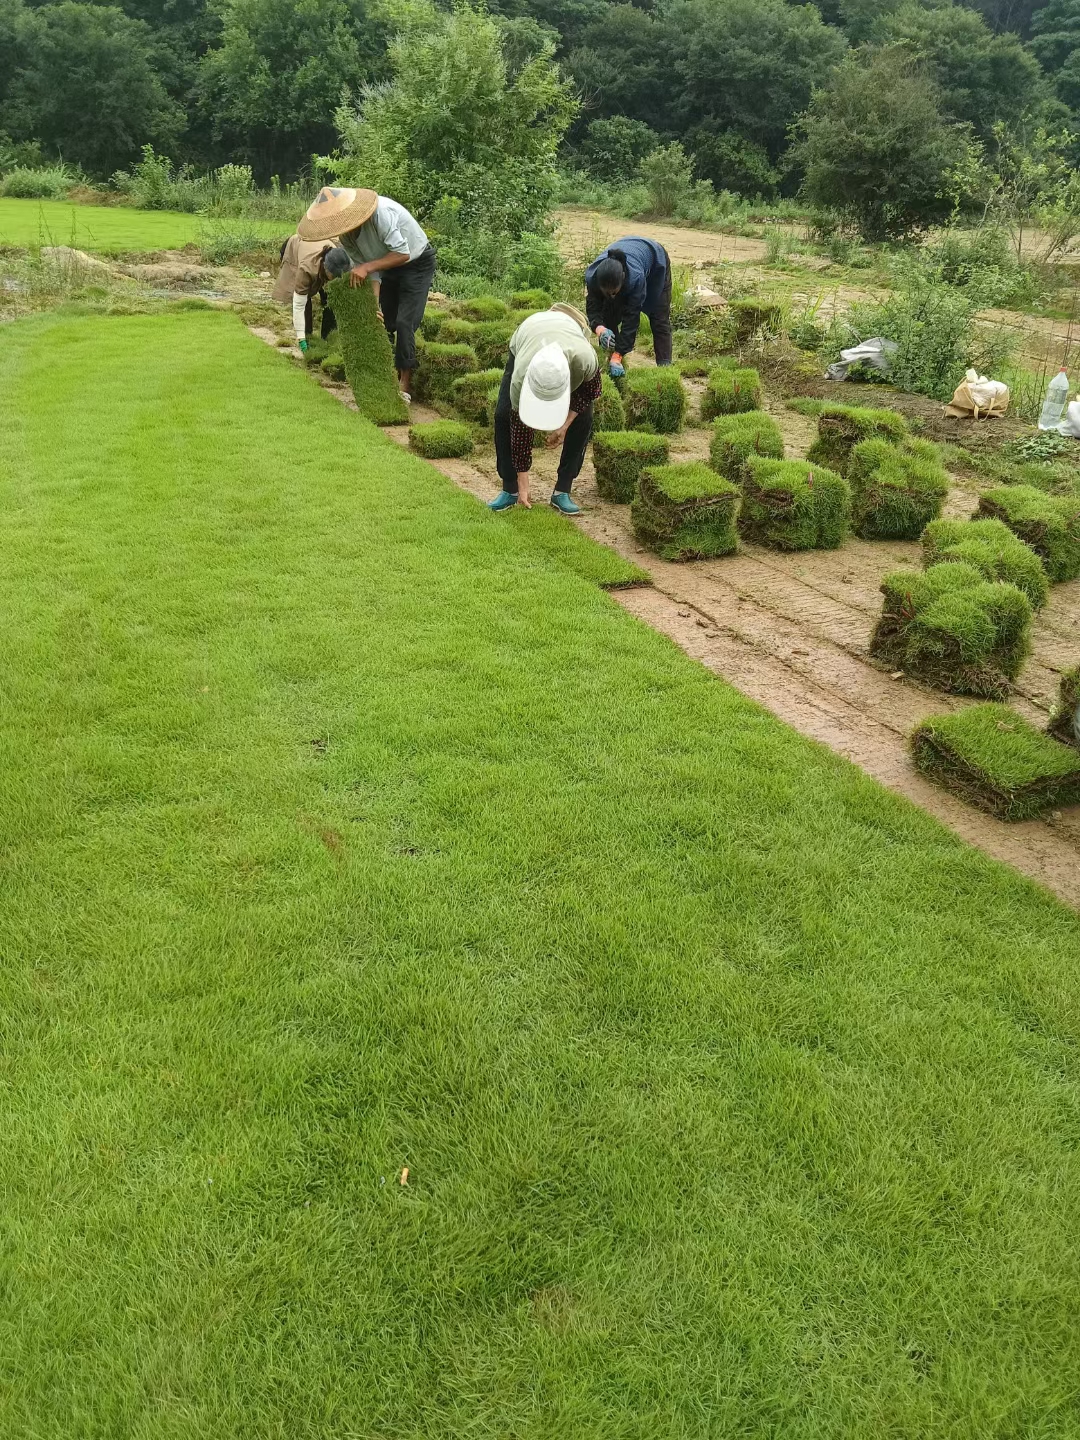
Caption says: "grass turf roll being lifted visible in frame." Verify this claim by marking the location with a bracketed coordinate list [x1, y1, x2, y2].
[325, 276, 409, 425]
[739, 457, 850, 550]
[922, 517, 1049, 612]
[806, 402, 909, 475]
[631, 461, 741, 560]
[977, 484, 1080, 582]
[1049, 666, 1080, 747]
[911, 705, 1080, 820]
[709, 411, 784, 484]
[700, 366, 762, 421]
[624, 368, 687, 433]
[408, 420, 474, 459]
[870, 563, 1032, 699]
[848, 437, 949, 540]
[451, 368, 505, 423]
[593, 431, 670, 503]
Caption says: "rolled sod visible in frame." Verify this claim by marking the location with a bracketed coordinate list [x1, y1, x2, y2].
[700, 366, 762, 422]
[469, 320, 518, 369]
[594, 374, 627, 433]
[624, 368, 687, 433]
[806, 402, 909, 475]
[922, 517, 1049, 612]
[870, 563, 1032, 699]
[977, 485, 1080, 583]
[510, 288, 552, 310]
[414, 341, 479, 405]
[709, 411, 784, 484]
[452, 296, 510, 322]
[451, 368, 505, 423]
[434, 317, 479, 346]
[325, 277, 409, 425]
[729, 297, 783, 341]
[848, 437, 949, 540]
[912, 705, 1080, 821]
[740, 457, 850, 550]
[593, 431, 670, 503]
[1049, 667, 1080, 748]
[420, 309, 449, 341]
[408, 420, 474, 459]
[631, 462, 741, 560]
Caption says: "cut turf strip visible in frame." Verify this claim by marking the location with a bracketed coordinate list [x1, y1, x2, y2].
[4, 309, 1080, 1436]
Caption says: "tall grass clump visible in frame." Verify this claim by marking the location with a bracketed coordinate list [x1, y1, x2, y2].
[0, 164, 76, 199]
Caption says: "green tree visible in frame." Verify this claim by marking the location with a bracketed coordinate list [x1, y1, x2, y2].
[795, 50, 979, 239]
[574, 114, 658, 183]
[564, 5, 681, 139]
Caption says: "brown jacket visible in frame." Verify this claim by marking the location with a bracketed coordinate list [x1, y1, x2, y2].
[272, 233, 337, 301]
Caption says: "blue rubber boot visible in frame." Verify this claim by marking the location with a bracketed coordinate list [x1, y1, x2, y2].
[550, 492, 581, 516]
[488, 490, 518, 512]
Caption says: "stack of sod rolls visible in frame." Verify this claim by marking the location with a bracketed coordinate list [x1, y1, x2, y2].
[708, 411, 784, 484]
[631, 462, 741, 560]
[805, 402, 909, 475]
[739, 458, 850, 550]
[593, 433, 670, 503]
[921, 518, 1049, 612]
[848, 438, 948, 540]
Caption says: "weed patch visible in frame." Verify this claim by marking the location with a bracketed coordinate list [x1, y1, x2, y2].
[625, 369, 686, 434]
[326, 277, 409, 425]
[409, 421, 474, 459]
[740, 458, 850, 551]
[849, 438, 948, 540]
[922, 518, 1049, 612]
[708, 411, 784, 485]
[976, 486, 1080, 584]
[593, 432, 669, 503]
[631, 462, 740, 560]
[700, 366, 762, 422]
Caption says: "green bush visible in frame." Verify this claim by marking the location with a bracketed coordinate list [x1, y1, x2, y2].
[740, 458, 850, 550]
[451, 296, 510, 322]
[708, 411, 784, 484]
[0, 164, 75, 199]
[408, 420, 475, 459]
[729, 298, 783, 342]
[631, 463, 741, 560]
[511, 289, 552, 310]
[1049, 668, 1080, 748]
[624, 368, 687, 434]
[806, 403, 909, 474]
[922, 517, 1049, 612]
[848, 437, 948, 540]
[870, 563, 1032, 699]
[977, 485, 1080, 583]
[593, 432, 670, 503]
[414, 341, 479, 405]
[325, 277, 409, 425]
[912, 705, 1080, 821]
[594, 375, 627, 433]
[700, 366, 762, 421]
[451, 368, 505, 423]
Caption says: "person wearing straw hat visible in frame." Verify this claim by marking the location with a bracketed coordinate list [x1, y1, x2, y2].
[272, 234, 354, 352]
[489, 304, 601, 515]
[297, 186, 435, 404]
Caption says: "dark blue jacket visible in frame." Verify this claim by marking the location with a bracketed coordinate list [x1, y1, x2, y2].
[584, 236, 668, 355]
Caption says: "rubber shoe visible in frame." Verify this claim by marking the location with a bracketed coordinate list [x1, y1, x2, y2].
[488, 490, 518, 512]
[550, 492, 581, 516]
[400, 391, 412, 405]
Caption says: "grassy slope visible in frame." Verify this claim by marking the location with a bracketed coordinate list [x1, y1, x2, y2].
[2, 310, 1080, 1438]
[0, 197, 286, 252]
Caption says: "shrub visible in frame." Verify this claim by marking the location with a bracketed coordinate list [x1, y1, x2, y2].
[848, 437, 948, 540]
[709, 412, 784, 484]
[870, 563, 1032, 699]
[740, 458, 850, 551]
[625, 369, 687, 434]
[1049, 668, 1080, 748]
[451, 368, 505, 423]
[594, 375, 627, 433]
[911, 706, 1080, 821]
[922, 517, 1049, 612]
[511, 288, 552, 310]
[631, 463, 741, 560]
[806, 403, 909, 474]
[700, 366, 762, 421]
[409, 420, 475, 459]
[976, 486, 1080, 583]
[0, 165, 74, 199]
[593, 432, 670, 503]
[452, 296, 509, 322]
[729, 299, 783, 342]
[325, 277, 409, 425]
[414, 341, 479, 405]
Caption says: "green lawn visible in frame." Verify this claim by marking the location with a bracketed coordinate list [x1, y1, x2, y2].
[0, 197, 287, 252]
[3, 308, 1080, 1438]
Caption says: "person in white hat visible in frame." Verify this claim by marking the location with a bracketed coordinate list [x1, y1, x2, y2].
[297, 186, 435, 403]
[489, 305, 602, 515]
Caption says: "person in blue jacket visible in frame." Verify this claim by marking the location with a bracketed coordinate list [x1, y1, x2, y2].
[584, 236, 672, 378]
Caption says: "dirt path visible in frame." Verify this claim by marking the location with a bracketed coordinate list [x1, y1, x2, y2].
[553, 208, 770, 270]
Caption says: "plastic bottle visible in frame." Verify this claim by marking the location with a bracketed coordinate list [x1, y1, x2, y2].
[1038, 367, 1070, 430]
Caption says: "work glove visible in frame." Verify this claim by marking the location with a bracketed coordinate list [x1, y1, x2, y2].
[298, 338, 309, 354]
[596, 327, 617, 352]
[609, 359, 625, 379]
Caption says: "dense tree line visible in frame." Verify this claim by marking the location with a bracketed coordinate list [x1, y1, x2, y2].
[1, 0, 1079, 202]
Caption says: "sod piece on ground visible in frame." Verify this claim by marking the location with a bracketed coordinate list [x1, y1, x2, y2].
[729, 297, 783, 341]
[911, 705, 1080, 820]
[435, 317, 479, 346]
[326, 276, 409, 424]
[675, 358, 710, 378]
[631, 462, 741, 560]
[806, 402, 910, 475]
[709, 411, 784, 484]
[870, 563, 1032, 698]
[740, 457, 850, 550]
[420, 310, 448, 341]
[594, 374, 627, 432]
[593, 431, 670, 503]
[413, 341, 479, 405]
[700, 366, 762, 422]
[503, 504, 649, 587]
[977, 485, 1080, 582]
[849, 437, 949, 540]
[451, 368, 505, 423]
[452, 296, 509, 322]
[408, 420, 474, 459]
[1049, 667, 1080, 746]
[320, 354, 346, 382]
[623, 367, 687, 434]
[922, 517, 1049, 612]
[510, 288, 552, 310]
[468, 320, 517, 369]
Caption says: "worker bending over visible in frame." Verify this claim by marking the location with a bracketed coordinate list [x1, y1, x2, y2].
[273, 233, 353, 352]
[298, 186, 435, 404]
[585, 237, 672, 376]
[489, 305, 601, 515]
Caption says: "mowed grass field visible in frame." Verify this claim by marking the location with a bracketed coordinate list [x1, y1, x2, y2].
[0, 197, 287, 252]
[3, 309, 1080, 1437]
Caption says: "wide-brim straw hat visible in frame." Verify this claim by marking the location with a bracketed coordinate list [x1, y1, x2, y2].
[550, 302, 590, 337]
[297, 186, 378, 242]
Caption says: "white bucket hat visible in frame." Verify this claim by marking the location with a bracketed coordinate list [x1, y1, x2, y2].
[519, 342, 571, 430]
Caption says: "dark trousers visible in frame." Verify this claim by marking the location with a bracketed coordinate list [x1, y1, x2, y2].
[380, 244, 436, 372]
[494, 352, 594, 496]
[650, 258, 673, 366]
[303, 292, 336, 340]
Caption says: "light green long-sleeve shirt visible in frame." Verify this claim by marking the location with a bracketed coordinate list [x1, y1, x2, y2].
[509, 311, 598, 412]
